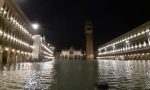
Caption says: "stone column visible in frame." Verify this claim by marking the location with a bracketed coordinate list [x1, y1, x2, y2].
[8, 51, 16, 63]
[0, 47, 3, 64]
[148, 38, 150, 46]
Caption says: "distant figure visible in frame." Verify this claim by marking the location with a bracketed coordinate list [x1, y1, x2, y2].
[94, 82, 109, 90]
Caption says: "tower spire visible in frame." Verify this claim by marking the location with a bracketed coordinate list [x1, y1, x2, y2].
[85, 21, 94, 60]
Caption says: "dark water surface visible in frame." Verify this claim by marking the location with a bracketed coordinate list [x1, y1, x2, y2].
[0, 60, 150, 90]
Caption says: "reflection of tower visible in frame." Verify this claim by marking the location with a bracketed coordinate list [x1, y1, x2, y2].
[85, 21, 94, 60]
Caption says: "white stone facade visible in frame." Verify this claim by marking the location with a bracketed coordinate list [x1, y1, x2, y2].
[60, 47, 83, 59]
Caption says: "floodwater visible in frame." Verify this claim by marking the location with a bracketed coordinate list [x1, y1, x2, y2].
[0, 60, 150, 90]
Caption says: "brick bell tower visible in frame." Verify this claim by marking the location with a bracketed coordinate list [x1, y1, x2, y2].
[85, 21, 94, 60]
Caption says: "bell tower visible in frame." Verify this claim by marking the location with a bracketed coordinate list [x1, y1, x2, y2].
[85, 21, 94, 60]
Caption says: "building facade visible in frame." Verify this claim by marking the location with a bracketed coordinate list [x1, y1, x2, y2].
[32, 35, 55, 60]
[60, 47, 83, 59]
[97, 21, 150, 60]
[0, 0, 54, 63]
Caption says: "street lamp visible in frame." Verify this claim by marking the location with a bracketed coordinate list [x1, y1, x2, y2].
[32, 23, 39, 30]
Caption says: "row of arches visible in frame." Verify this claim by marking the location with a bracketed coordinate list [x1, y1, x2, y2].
[98, 53, 150, 60]
[99, 39, 150, 55]
[60, 55, 83, 60]
[0, 47, 31, 64]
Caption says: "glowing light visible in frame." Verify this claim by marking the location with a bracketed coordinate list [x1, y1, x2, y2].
[143, 41, 147, 47]
[0, 30, 2, 34]
[3, 11, 7, 14]
[12, 49, 15, 52]
[146, 29, 150, 32]
[139, 43, 142, 48]
[5, 47, 9, 51]
[0, 8, 4, 11]
[32, 36, 35, 39]
[32, 23, 39, 30]
[42, 44, 53, 54]
[137, 33, 141, 36]
[130, 35, 133, 39]
[17, 50, 20, 53]
[131, 45, 134, 49]
[126, 40, 129, 43]
[42, 51, 53, 57]
[134, 34, 137, 37]
[141, 31, 145, 34]
[21, 51, 24, 54]
[135, 44, 137, 48]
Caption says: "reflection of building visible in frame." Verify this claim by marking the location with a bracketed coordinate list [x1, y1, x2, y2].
[85, 21, 94, 60]
[60, 47, 83, 59]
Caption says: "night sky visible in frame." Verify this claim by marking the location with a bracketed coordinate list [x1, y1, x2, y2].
[17, 0, 150, 51]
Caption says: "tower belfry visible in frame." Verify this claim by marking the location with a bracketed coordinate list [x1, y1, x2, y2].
[85, 21, 94, 60]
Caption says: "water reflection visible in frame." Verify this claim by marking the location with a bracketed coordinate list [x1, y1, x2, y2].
[54, 60, 97, 90]
[97, 60, 150, 90]
[0, 60, 55, 90]
[0, 60, 150, 90]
